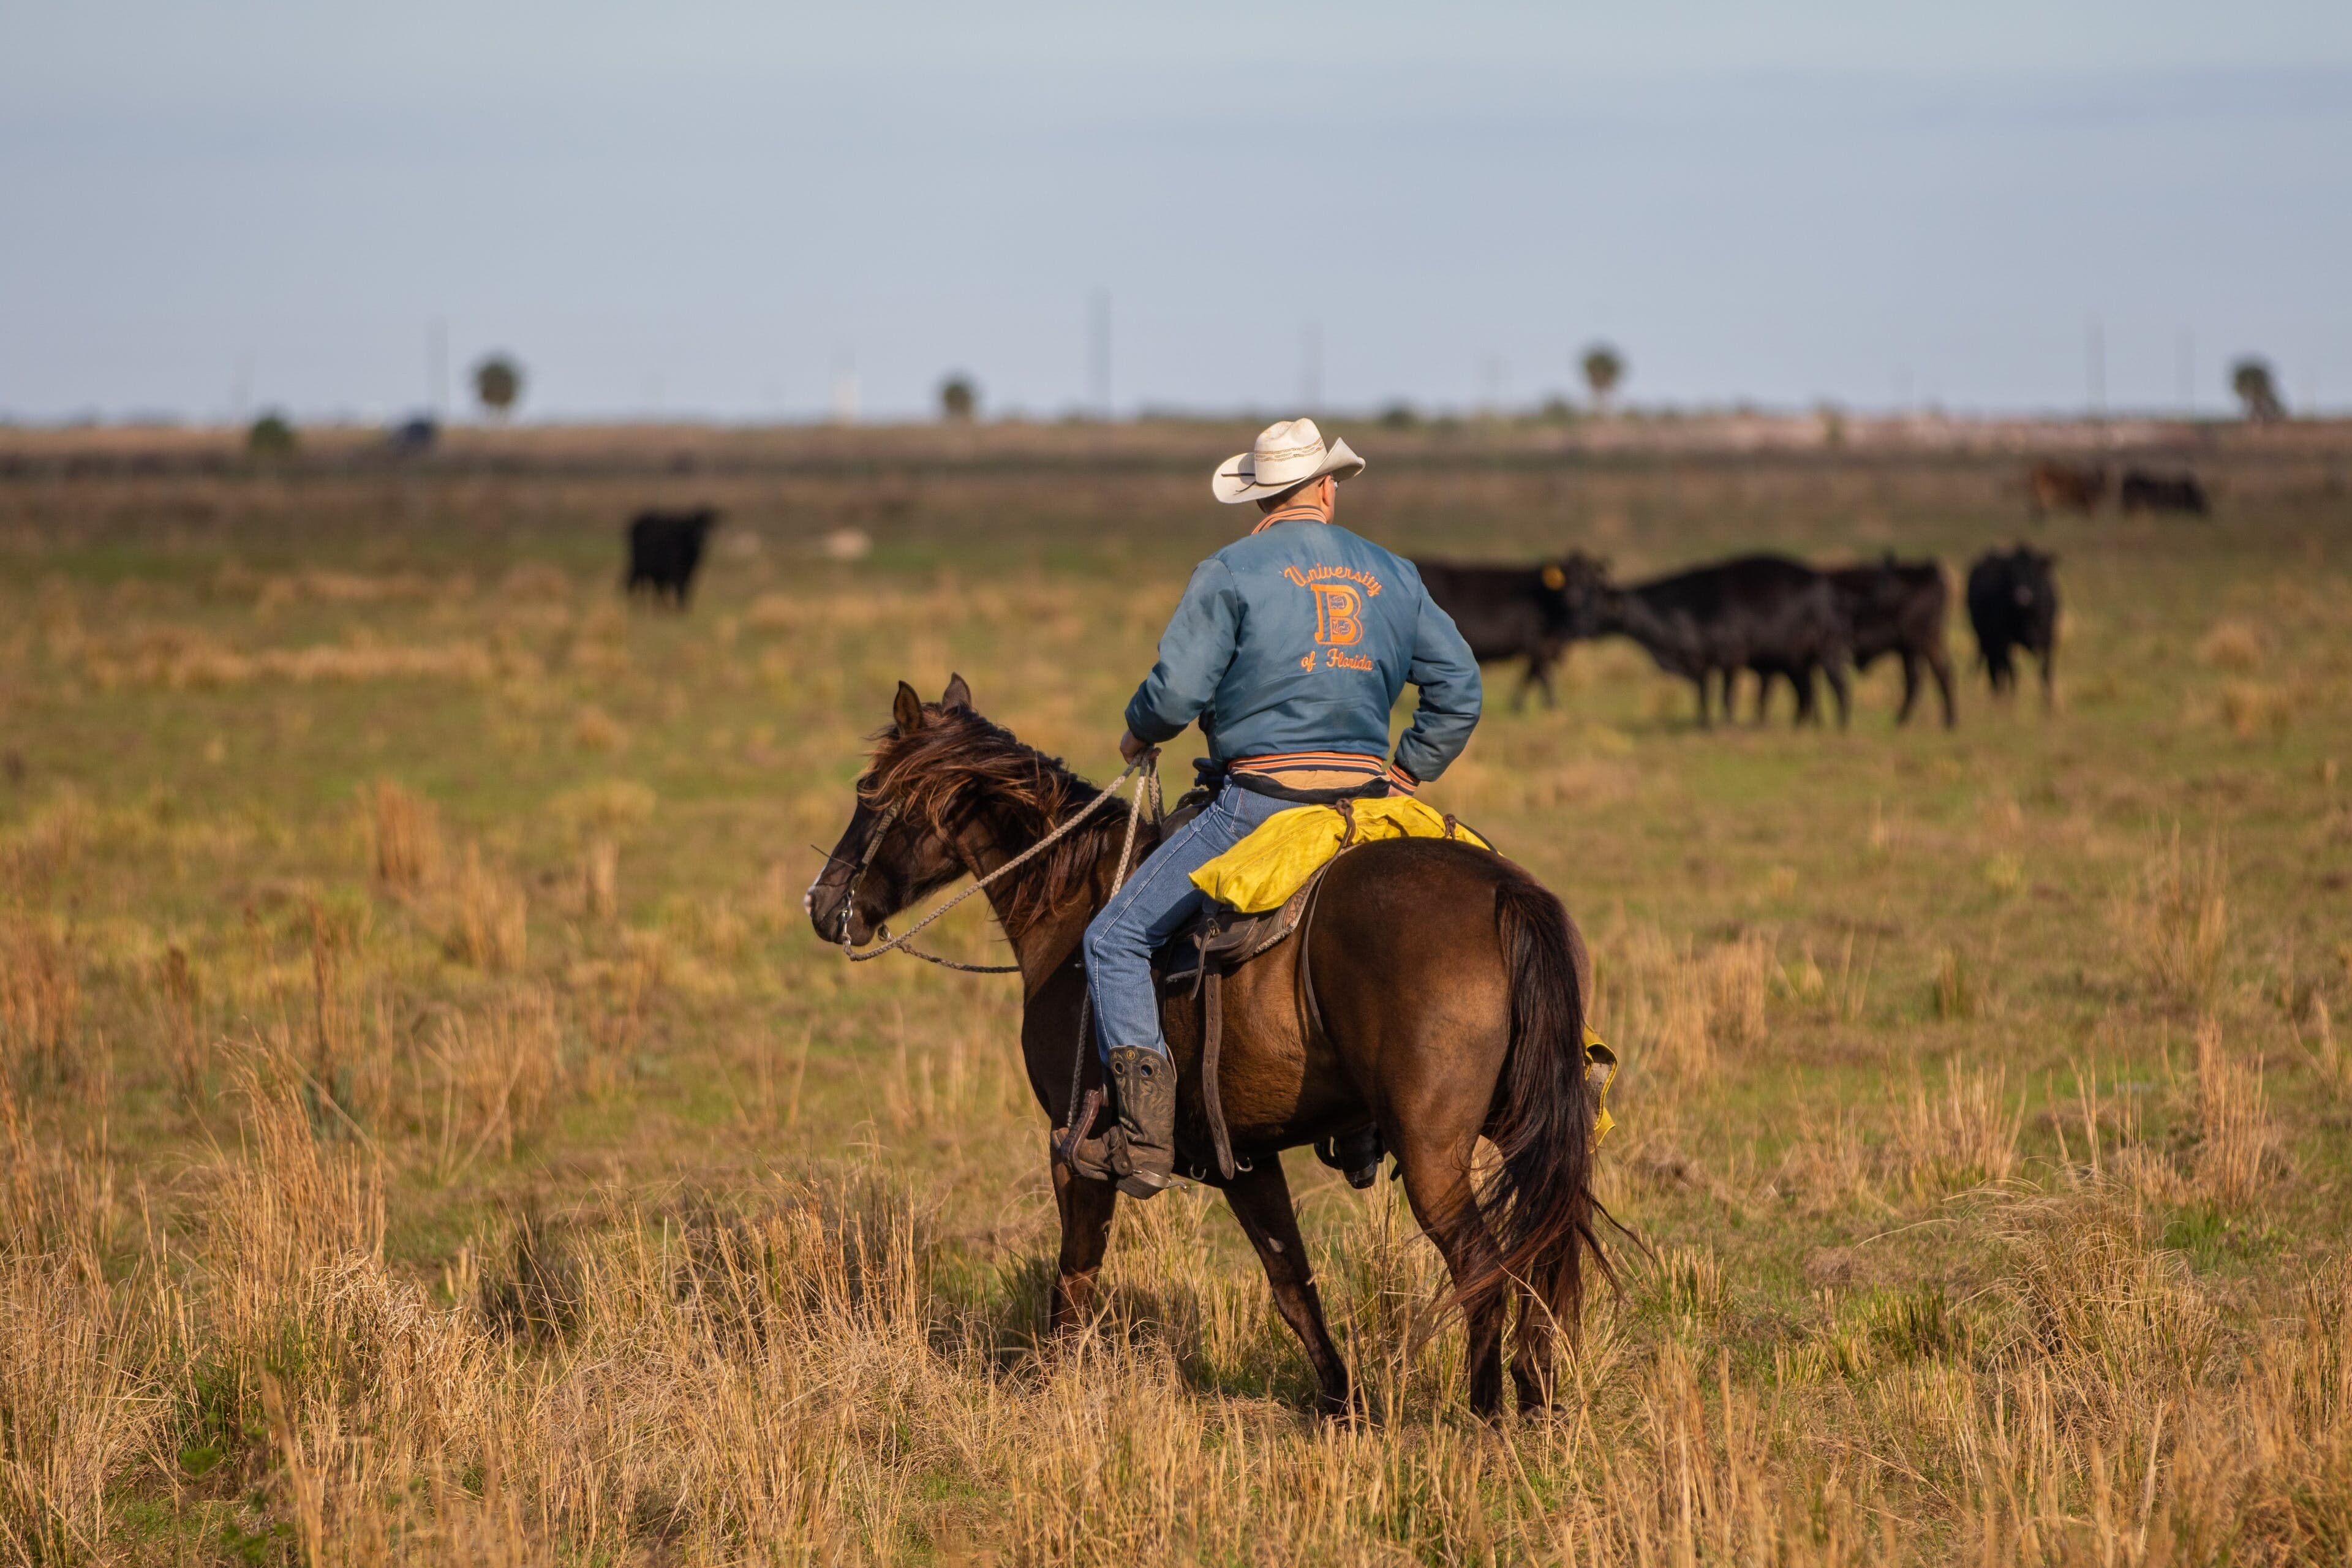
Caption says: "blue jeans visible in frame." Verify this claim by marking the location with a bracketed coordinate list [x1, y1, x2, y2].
[1083, 784, 1291, 1060]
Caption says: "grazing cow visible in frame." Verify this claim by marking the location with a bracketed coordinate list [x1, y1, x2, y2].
[1760, 557, 1956, 728]
[1966, 546, 2060, 707]
[2027, 461, 2106, 517]
[2119, 470, 2209, 516]
[624, 508, 718, 607]
[1559, 552, 1850, 729]
[1414, 557, 1578, 709]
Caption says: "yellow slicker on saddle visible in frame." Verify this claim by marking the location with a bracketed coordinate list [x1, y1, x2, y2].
[1188, 797, 1618, 1148]
[1186, 796, 1491, 913]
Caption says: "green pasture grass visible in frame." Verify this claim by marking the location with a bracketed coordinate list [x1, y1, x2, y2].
[2, 432, 2350, 1560]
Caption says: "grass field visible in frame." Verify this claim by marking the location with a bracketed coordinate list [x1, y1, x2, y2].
[2, 423, 2350, 1564]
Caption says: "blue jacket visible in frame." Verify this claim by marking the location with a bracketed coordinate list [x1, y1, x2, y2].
[1123, 517, 1482, 786]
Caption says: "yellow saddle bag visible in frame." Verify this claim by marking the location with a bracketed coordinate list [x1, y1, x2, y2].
[1186, 796, 1491, 914]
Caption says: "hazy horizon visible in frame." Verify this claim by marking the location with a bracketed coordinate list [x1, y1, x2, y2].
[6, 1, 2349, 424]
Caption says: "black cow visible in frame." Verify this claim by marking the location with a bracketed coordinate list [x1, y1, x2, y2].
[2119, 470, 2209, 515]
[1559, 552, 1851, 728]
[624, 508, 718, 607]
[1966, 546, 2060, 707]
[1758, 557, 1955, 728]
[1414, 557, 1577, 709]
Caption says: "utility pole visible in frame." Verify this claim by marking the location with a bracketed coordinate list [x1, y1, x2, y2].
[1300, 322, 1322, 413]
[1087, 290, 1112, 420]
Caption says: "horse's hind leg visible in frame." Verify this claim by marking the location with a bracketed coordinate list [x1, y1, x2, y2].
[1511, 1292, 1558, 1414]
[1224, 1159, 1351, 1415]
[1049, 1158, 1118, 1333]
[1395, 1153, 1509, 1419]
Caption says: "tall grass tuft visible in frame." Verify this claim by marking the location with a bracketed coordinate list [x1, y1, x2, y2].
[422, 987, 562, 1180]
[2116, 829, 2229, 1009]
[0, 1255, 160, 1562]
[367, 778, 443, 892]
[2193, 1014, 2277, 1205]
[0, 914, 81, 1087]
[1897, 1061, 2022, 1194]
[446, 845, 528, 973]
[160, 944, 205, 1106]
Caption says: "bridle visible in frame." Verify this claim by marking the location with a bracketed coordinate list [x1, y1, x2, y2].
[831, 753, 1161, 975]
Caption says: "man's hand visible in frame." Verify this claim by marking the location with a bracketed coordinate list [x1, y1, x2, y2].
[1118, 728, 1152, 765]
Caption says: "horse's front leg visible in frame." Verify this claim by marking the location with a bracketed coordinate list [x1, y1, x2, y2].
[1225, 1157, 1351, 1417]
[1049, 1156, 1118, 1333]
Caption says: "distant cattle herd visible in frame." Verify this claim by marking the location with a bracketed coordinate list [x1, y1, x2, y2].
[2028, 460, 2209, 517]
[619, 453, 2212, 731]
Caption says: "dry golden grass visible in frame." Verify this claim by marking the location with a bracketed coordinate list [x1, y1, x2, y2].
[2195, 618, 2266, 673]
[2116, 831, 2230, 1010]
[2193, 1015, 2278, 1206]
[2, 437, 2349, 1562]
[1896, 1063, 2023, 1194]
[443, 845, 530, 974]
[0, 913, 82, 1088]
[367, 780, 443, 893]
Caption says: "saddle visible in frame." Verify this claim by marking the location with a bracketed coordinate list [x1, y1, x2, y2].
[1156, 862, 1385, 1189]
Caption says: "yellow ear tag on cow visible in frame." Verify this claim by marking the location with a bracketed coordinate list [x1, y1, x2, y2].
[1583, 1028, 1618, 1147]
[1542, 564, 1567, 590]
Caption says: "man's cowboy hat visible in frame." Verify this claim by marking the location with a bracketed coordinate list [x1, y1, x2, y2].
[1211, 418, 1366, 504]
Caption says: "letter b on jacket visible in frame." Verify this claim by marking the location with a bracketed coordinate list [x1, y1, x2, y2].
[1311, 583, 1365, 646]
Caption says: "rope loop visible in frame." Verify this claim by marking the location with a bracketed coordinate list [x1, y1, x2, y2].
[838, 751, 1160, 974]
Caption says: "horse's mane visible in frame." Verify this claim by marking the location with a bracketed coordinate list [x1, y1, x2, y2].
[860, 707, 1129, 939]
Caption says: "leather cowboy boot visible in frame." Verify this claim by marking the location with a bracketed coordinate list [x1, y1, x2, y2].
[1105, 1046, 1177, 1198]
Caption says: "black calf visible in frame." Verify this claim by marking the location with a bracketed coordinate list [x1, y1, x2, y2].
[1966, 546, 2060, 707]
[625, 508, 718, 608]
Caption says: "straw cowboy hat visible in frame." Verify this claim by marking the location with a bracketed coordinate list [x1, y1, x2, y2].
[1211, 418, 1366, 503]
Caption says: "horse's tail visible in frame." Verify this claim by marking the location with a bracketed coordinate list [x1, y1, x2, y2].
[1464, 875, 1615, 1339]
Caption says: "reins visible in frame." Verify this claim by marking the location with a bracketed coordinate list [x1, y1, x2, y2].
[835, 752, 1162, 974]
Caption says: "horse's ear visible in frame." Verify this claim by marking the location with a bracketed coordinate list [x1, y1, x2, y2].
[941, 673, 973, 711]
[893, 680, 925, 733]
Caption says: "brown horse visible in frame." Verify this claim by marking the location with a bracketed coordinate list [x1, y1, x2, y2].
[805, 676, 1610, 1417]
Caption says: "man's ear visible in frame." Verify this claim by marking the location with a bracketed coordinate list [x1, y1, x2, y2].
[941, 673, 973, 711]
[893, 680, 925, 733]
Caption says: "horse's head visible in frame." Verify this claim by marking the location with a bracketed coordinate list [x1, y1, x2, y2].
[805, 674, 981, 946]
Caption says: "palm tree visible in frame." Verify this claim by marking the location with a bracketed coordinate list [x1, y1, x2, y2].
[939, 374, 978, 423]
[2230, 358, 2285, 423]
[473, 355, 524, 420]
[246, 411, 297, 457]
[1581, 345, 1626, 413]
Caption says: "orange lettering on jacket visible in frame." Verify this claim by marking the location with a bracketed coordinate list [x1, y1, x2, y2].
[1325, 648, 1374, 671]
[1282, 563, 1384, 597]
[1310, 583, 1365, 646]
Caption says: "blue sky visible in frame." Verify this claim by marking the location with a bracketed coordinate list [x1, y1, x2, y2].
[4, 1, 2348, 421]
